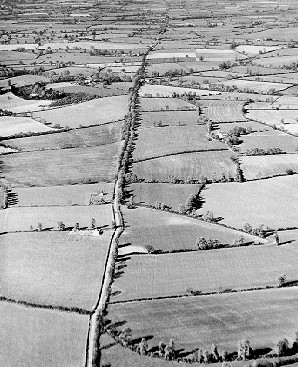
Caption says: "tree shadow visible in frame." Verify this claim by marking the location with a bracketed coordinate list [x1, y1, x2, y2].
[131, 335, 154, 345]
[254, 347, 273, 358]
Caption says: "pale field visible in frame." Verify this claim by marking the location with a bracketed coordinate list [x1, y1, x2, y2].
[255, 55, 298, 67]
[0, 116, 53, 137]
[222, 79, 290, 93]
[109, 288, 298, 353]
[247, 109, 298, 128]
[141, 97, 197, 111]
[0, 204, 113, 233]
[0, 75, 50, 88]
[10, 183, 114, 207]
[195, 48, 240, 61]
[0, 230, 112, 309]
[32, 95, 128, 128]
[147, 52, 196, 59]
[240, 154, 298, 180]
[197, 175, 298, 229]
[0, 43, 37, 51]
[140, 84, 220, 97]
[140, 111, 199, 127]
[0, 92, 52, 113]
[0, 302, 89, 367]
[112, 243, 298, 301]
[236, 45, 283, 55]
[39, 41, 148, 50]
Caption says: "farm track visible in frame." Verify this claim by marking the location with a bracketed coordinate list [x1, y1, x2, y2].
[133, 147, 228, 163]
[84, 10, 170, 366]
[0, 296, 90, 315]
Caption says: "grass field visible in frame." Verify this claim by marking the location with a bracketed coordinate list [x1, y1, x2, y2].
[240, 154, 298, 180]
[0, 230, 112, 309]
[247, 109, 298, 128]
[0, 302, 89, 367]
[2, 121, 122, 151]
[133, 125, 226, 161]
[141, 97, 197, 111]
[119, 206, 261, 253]
[48, 82, 131, 98]
[133, 151, 237, 182]
[222, 79, 290, 94]
[10, 183, 114, 207]
[109, 288, 298, 353]
[140, 111, 199, 127]
[1, 143, 119, 186]
[196, 175, 298, 229]
[111, 243, 298, 301]
[200, 100, 247, 122]
[32, 95, 128, 128]
[236, 45, 283, 55]
[130, 183, 203, 210]
[0, 92, 52, 113]
[100, 333, 189, 367]
[0, 116, 53, 137]
[140, 84, 220, 97]
[239, 129, 298, 154]
[0, 204, 113, 233]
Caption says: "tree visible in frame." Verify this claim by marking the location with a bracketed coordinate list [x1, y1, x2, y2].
[237, 339, 251, 360]
[57, 221, 65, 231]
[74, 222, 80, 231]
[274, 231, 280, 246]
[243, 223, 252, 234]
[277, 274, 286, 287]
[275, 338, 289, 356]
[37, 222, 42, 231]
[119, 328, 132, 347]
[159, 341, 166, 357]
[178, 203, 187, 214]
[211, 343, 220, 362]
[137, 338, 148, 356]
[197, 237, 208, 250]
[91, 218, 96, 229]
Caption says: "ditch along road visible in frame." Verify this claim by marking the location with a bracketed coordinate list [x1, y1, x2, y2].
[85, 16, 169, 367]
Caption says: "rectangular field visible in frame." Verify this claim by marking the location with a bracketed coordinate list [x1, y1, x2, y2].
[0, 116, 53, 137]
[32, 95, 128, 128]
[140, 83, 220, 97]
[10, 183, 114, 207]
[0, 204, 113, 232]
[109, 288, 298, 353]
[133, 151, 237, 182]
[112, 241, 298, 301]
[1, 143, 119, 186]
[140, 111, 199, 127]
[196, 175, 298, 229]
[240, 154, 298, 180]
[119, 206, 262, 253]
[2, 121, 122, 152]
[0, 302, 89, 367]
[130, 183, 203, 210]
[133, 125, 226, 161]
[0, 92, 52, 113]
[0, 230, 112, 310]
[141, 97, 197, 111]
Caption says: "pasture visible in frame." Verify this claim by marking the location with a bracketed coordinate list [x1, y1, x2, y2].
[10, 183, 114, 207]
[100, 334, 189, 367]
[239, 129, 298, 154]
[112, 243, 298, 301]
[130, 183, 202, 210]
[133, 125, 226, 161]
[236, 45, 283, 55]
[200, 100, 247, 122]
[197, 175, 298, 229]
[0, 230, 112, 309]
[195, 48, 240, 61]
[0, 302, 89, 367]
[0, 116, 53, 137]
[119, 206, 261, 253]
[140, 111, 199, 127]
[2, 121, 122, 151]
[140, 84, 220, 97]
[0, 204, 113, 233]
[133, 151, 237, 182]
[247, 109, 298, 128]
[221, 79, 290, 94]
[240, 154, 298, 180]
[141, 97, 197, 111]
[0, 92, 52, 113]
[109, 288, 298, 353]
[1, 143, 119, 186]
[32, 95, 128, 128]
